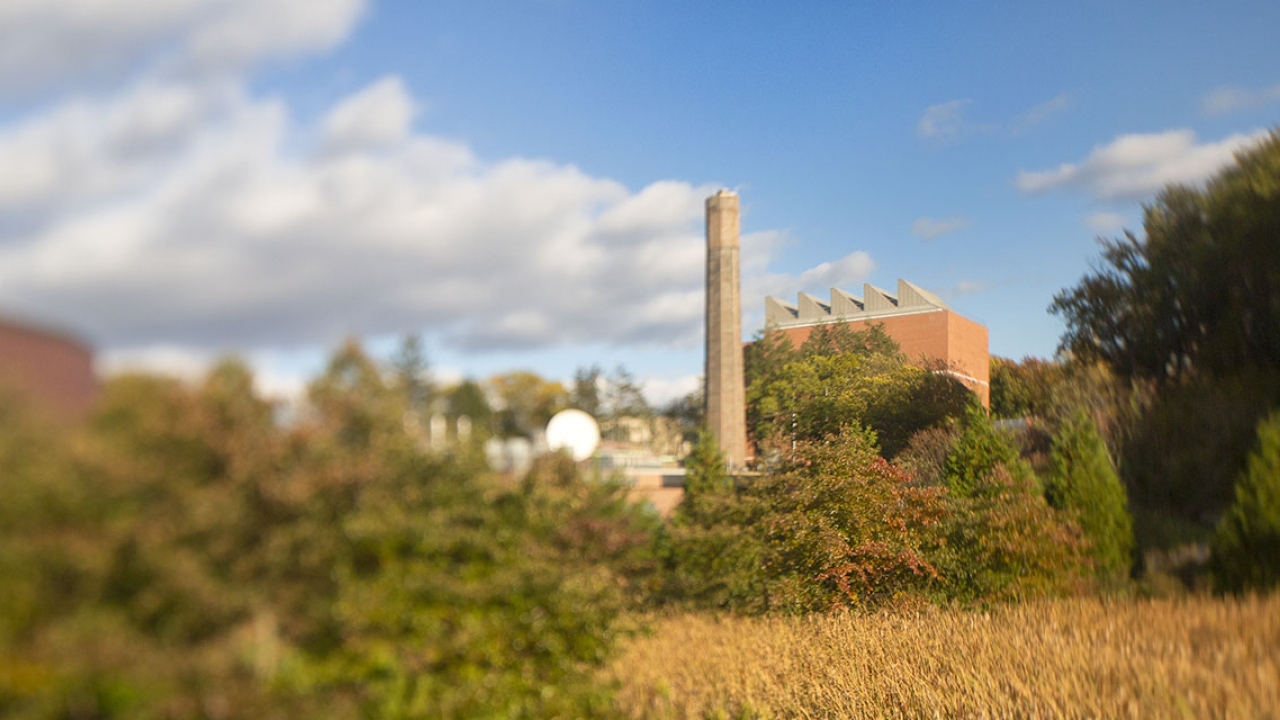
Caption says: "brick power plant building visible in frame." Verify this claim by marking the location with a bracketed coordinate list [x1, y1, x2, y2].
[763, 280, 990, 408]
[704, 191, 990, 469]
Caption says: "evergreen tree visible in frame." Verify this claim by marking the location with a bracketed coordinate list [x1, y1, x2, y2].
[663, 433, 768, 611]
[945, 400, 1027, 497]
[1046, 411, 1135, 582]
[1211, 410, 1280, 594]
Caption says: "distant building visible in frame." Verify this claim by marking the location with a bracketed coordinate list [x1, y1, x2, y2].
[0, 314, 99, 418]
[763, 279, 990, 406]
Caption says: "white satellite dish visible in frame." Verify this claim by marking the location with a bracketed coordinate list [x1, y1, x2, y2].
[545, 409, 601, 461]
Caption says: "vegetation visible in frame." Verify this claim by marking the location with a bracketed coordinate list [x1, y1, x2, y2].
[1046, 410, 1135, 583]
[5, 130, 1280, 718]
[1211, 410, 1280, 594]
[746, 323, 970, 461]
[989, 355, 1063, 420]
[0, 343, 653, 719]
[662, 407, 1091, 612]
[943, 400, 1028, 498]
[610, 595, 1280, 719]
[1050, 130, 1280, 384]
[1051, 130, 1280, 530]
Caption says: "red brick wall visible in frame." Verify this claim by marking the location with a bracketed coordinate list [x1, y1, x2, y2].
[0, 317, 98, 418]
[765, 309, 990, 407]
[947, 312, 990, 407]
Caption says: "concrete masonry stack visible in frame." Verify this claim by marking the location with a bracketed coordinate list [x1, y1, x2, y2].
[704, 190, 748, 469]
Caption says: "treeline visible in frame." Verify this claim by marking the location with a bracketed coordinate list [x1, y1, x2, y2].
[1004, 129, 1280, 593]
[1, 344, 661, 718]
[1, 328, 1129, 717]
[662, 323, 1131, 614]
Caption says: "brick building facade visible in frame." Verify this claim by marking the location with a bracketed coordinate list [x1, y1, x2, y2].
[0, 315, 99, 418]
[763, 279, 990, 407]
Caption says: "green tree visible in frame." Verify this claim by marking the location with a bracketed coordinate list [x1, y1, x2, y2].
[1211, 410, 1280, 594]
[1045, 411, 1135, 583]
[389, 333, 432, 417]
[799, 321, 899, 359]
[662, 433, 768, 611]
[1050, 131, 1280, 532]
[990, 356, 1064, 420]
[945, 401, 1028, 498]
[749, 329, 968, 461]
[569, 364, 603, 417]
[1050, 131, 1280, 383]
[937, 465, 1091, 603]
[488, 371, 568, 439]
[444, 379, 493, 442]
[935, 402, 1091, 602]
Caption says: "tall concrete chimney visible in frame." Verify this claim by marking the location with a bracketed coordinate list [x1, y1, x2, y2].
[705, 190, 747, 469]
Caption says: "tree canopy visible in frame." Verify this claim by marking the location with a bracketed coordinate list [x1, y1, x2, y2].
[1051, 130, 1280, 384]
[746, 324, 971, 461]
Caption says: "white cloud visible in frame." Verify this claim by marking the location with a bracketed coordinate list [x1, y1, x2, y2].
[1015, 129, 1268, 201]
[917, 99, 971, 141]
[98, 343, 216, 382]
[950, 280, 991, 297]
[1202, 82, 1280, 116]
[321, 76, 416, 154]
[742, 250, 877, 333]
[641, 374, 700, 408]
[0, 79, 235, 219]
[746, 251, 876, 303]
[792, 252, 876, 292]
[918, 94, 1068, 143]
[911, 216, 968, 240]
[1014, 94, 1070, 133]
[0, 72, 749, 358]
[0, 1, 863, 393]
[1085, 212, 1128, 233]
[0, 0, 365, 96]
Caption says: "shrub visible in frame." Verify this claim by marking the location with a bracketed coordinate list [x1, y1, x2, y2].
[896, 424, 960, 487]
[756, 427, 947, 611]
[1211, 410, 1280, 594]
[664, 427, 949, 613]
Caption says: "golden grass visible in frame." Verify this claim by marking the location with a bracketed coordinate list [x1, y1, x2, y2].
[609, 595, 1280, 719]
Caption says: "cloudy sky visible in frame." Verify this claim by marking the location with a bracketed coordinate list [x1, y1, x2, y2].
[2, 1, 1278, 404]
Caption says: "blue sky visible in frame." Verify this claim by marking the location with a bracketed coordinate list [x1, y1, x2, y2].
[2, 1, 1278, 404]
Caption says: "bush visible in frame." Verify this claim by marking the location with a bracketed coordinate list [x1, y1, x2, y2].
[665, 427, 948, 613]
[896, 424, 960, 487]
[1046, 411, 1135, 583]
[1211, 410, 1280, 594]
[756, 427, 948, 611]
[0, 344, 649, 719]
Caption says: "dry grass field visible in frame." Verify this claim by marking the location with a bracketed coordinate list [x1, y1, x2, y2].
[609, 594, 1280, 719]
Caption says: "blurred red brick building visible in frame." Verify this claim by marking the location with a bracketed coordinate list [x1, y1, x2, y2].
[763, 279, 990, 407]
[0, 315, 99, 418]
